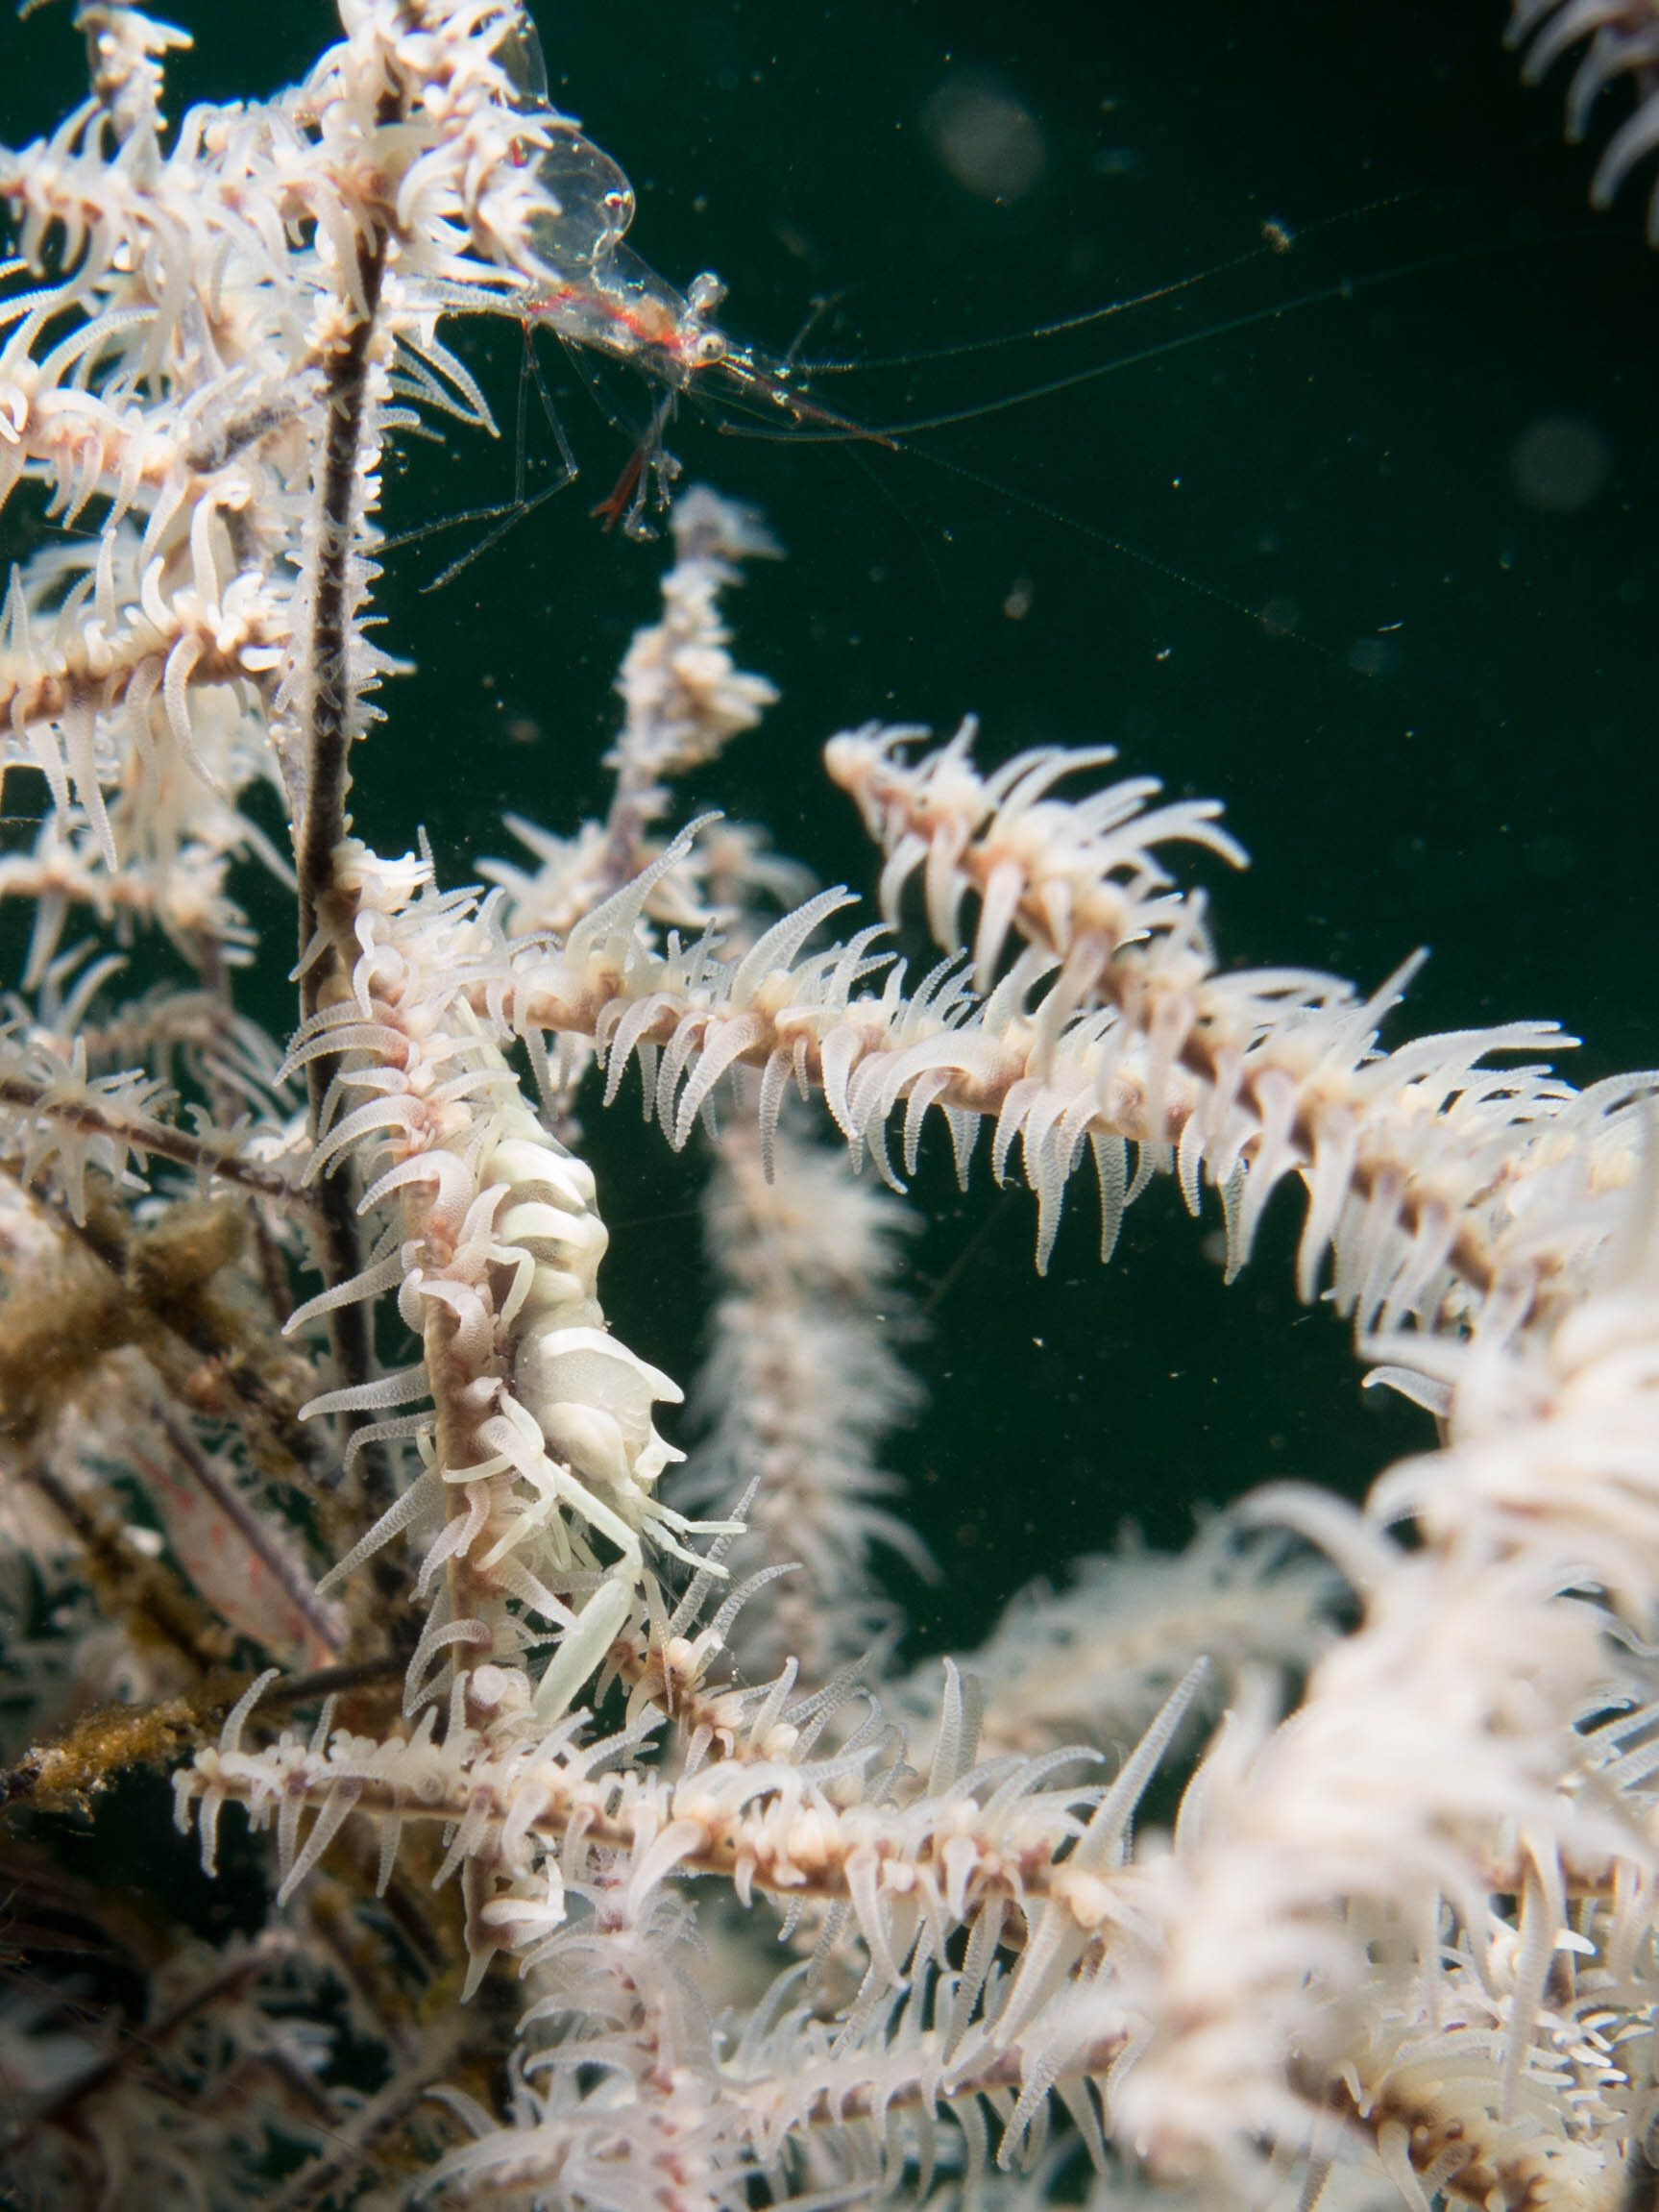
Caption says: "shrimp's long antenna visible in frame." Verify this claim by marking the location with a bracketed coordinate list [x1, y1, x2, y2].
[712, 325, 1393, 680]
[744, 227, 1607, 444]
[854, 416, 1445, 708]
[877, 434, 1280, 635]
[799, 191, 1423, 375]
[834, 433, 949, 604]
[709, 357, 1290, 641]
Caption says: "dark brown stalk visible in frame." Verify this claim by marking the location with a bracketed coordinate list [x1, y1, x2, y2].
[294, 230, 395, 1518]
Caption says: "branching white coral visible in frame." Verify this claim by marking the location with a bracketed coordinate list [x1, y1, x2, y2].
[1, 8, 1657, 2211]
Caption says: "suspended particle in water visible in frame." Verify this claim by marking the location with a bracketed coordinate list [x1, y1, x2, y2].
[1509, 414, 1610, 514]
[921, 69, 1049, 203]
[1259, 595, 1301, 638]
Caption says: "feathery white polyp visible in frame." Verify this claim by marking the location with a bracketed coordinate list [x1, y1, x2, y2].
[1508, 0, 1659, 239]
[509, 731, 1652, 1331]
[825, 718, 1246, 1001]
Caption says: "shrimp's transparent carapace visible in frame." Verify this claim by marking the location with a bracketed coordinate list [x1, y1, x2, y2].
[525, 125, 637, 277]
[492, 5, 815, 417]
[514, 137, 774, 406]
[516, 161, 845, 432]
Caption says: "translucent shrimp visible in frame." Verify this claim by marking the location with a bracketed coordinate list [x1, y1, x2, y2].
[479, 8, 1461, 561]
[495, 6, 731, 389]
[511, 130, 822, 430]
[491, 8, 856, 420]
[510, 137, 866, 530]
[470, 8, 853, 536]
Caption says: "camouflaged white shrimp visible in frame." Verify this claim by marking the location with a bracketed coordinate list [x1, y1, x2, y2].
[288, 841, 737, 1718]
[477, 1095, 739, 1714]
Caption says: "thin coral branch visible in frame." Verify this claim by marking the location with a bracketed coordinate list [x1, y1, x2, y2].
[0, 1067, 311, 1210]
[494, 790, 1639, 1344]
[294, 233, 389, 956]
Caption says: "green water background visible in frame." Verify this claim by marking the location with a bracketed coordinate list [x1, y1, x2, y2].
[1, 0, 1656, 1652]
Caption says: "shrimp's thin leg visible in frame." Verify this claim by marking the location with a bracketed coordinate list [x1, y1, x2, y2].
[381, 498, 528, 556]
[593, 390, 678, 537]
[415, 332, 579, 593]
[418, 473, 572, 594]
[591, 440, 647, 533]
[523, 325, 578, 486]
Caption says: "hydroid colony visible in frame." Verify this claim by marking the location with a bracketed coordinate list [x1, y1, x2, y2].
[0, 4, 1655, 2209]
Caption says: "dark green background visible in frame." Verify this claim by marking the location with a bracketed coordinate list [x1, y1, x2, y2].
[2, 1, 1655, 1648]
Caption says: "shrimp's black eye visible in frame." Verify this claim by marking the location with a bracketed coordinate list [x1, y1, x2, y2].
[695, 331, 727, 365]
